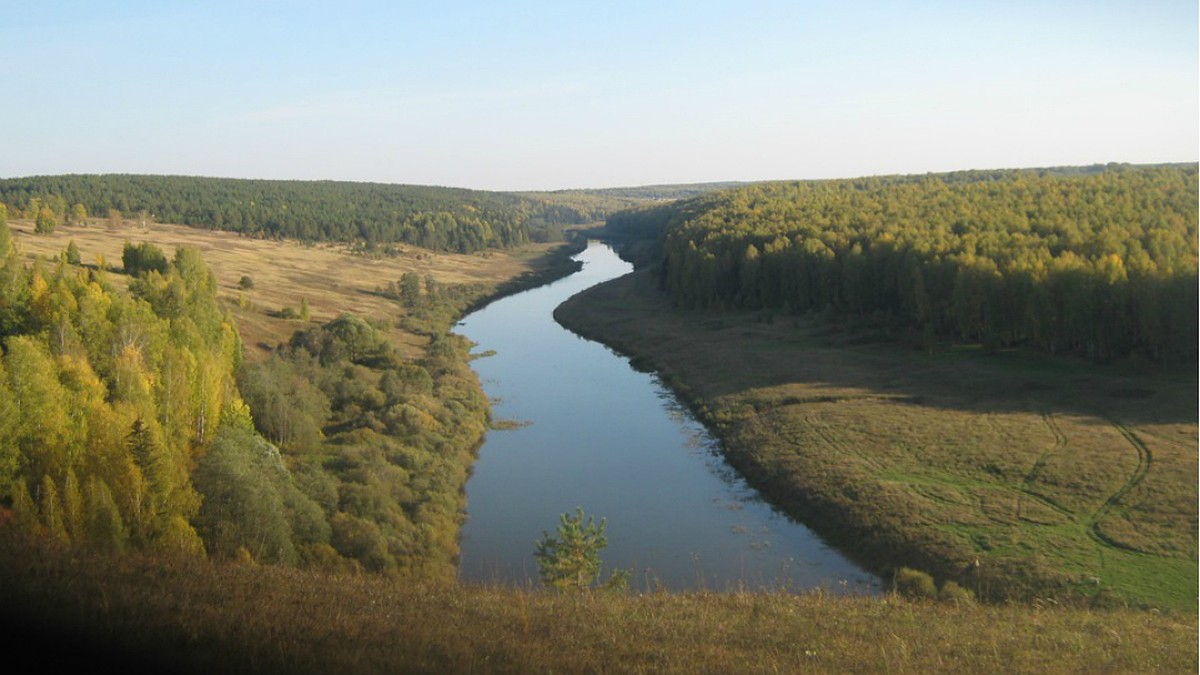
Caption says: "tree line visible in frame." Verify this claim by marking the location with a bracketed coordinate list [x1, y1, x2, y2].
[0, 175, 635, 253]
[613, 164, 1198, 361]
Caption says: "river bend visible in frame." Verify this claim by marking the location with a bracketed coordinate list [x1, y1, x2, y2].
[457, 241, 877, 593]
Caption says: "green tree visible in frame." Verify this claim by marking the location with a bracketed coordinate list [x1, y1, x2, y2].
[238, 356, 330, 450]
[0, 364, 20, 503]
[70, 203, 88, 226]
[0, 206, 12, 258]
[122, 241, 169, 276]
[534, 507, 629, 592]
[83, 475, 129, 552]
[192, 425, 302, 564]
[35, 205, 58, 234]
[65, 240, 81, 266]
[399, 272, 422, 307]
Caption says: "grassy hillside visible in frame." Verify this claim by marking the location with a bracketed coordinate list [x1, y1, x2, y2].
[555, 269, 1198, 610]
[7, 217, 568, 361]
[1, 531, 1194, 674]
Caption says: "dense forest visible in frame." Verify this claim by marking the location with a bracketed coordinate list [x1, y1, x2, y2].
[0, 175, 635, 253]
[0, 222, 250, 557]
[611, 164, 1198, 362]
[0, 215, 488, 577]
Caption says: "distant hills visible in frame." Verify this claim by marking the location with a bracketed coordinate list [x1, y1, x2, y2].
[0, 174, 746, 255]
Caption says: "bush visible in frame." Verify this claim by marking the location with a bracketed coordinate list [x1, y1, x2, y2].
[938, 580, 976, 604]
[894, 567, 938, 599]
[64, 241, 81, 266]
[122, 241, 169, 276]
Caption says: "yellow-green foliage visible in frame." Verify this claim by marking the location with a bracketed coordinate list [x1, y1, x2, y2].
[239, 314, 490, 579]
[895, 567, 938, 599]
[0, 230, 247, 557]
[651, 165, 1198, 361]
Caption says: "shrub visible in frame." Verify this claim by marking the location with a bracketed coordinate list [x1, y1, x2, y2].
[894, 567, 938, 599]
[938, 580, 976, 604]
[64, 240, 81, 266]
[122, 241, 168, 276]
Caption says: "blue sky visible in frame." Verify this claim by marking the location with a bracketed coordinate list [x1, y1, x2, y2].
[1, 1, 1196, 190]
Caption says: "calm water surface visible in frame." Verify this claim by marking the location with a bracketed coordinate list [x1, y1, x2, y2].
[456, 241, 877, 593]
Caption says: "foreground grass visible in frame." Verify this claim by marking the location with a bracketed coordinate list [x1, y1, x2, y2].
[555, 270, 1198, 610]
[0, 532, 1194, 674]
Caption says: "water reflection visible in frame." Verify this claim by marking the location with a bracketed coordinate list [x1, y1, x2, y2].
[457, 241, 878, 594]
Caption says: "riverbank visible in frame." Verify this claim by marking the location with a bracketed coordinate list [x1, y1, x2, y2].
[554, 268, 1198, 610]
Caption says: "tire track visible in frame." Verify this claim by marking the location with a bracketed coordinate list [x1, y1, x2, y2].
[1086, 417, 1152, 553]
[806, 414, 885, 473]
[1015, 412, 1074, 522]
[1023, 412, 1066, 487]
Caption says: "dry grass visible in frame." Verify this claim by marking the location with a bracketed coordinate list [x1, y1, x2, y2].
[555, 270, 1199, 610]
[1, 531, 1194, 674]
[10, 218, 562, 360]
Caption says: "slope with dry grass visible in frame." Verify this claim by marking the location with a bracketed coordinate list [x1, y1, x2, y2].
[9, 217, 568, 360]
[0, 530, 1194, 674]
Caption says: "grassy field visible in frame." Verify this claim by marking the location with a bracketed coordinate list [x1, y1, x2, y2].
[1, 531, 1195, 674]
[555, 269, 1198, 611]
[9, 218, 567, 361]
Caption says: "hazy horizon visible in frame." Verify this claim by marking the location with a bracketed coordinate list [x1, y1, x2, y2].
[2, 1, 1196, 192]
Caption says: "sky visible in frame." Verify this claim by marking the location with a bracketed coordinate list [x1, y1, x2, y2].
[1, 1, 1196, 191]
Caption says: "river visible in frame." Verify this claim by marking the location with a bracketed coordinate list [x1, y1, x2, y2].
[456, 241, 877, 593]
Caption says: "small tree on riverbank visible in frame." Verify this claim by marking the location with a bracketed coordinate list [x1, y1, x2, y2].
[534, 508, 629, 592]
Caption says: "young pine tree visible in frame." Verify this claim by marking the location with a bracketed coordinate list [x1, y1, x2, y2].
[533, 508, 629, 592]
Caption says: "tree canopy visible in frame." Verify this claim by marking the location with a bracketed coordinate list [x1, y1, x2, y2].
[617, 164, 1198, 362]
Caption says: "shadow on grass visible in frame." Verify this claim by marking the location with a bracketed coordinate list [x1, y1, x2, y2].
[557, 269, 1197, 428]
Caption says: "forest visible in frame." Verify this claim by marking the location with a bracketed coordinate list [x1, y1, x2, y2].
[0, 211, 491, 578]
[610, 164, 1198, 362]
[0, 174, 639, 253]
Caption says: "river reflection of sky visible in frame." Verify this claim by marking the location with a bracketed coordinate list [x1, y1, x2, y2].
[457, 241, 879, 594]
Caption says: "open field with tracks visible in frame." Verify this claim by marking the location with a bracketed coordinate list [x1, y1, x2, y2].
[556, 270, 1198, 610]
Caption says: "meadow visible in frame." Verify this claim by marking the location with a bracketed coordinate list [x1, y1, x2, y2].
[555, 269, 1198, 611]
[8, 217, 565, 361]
